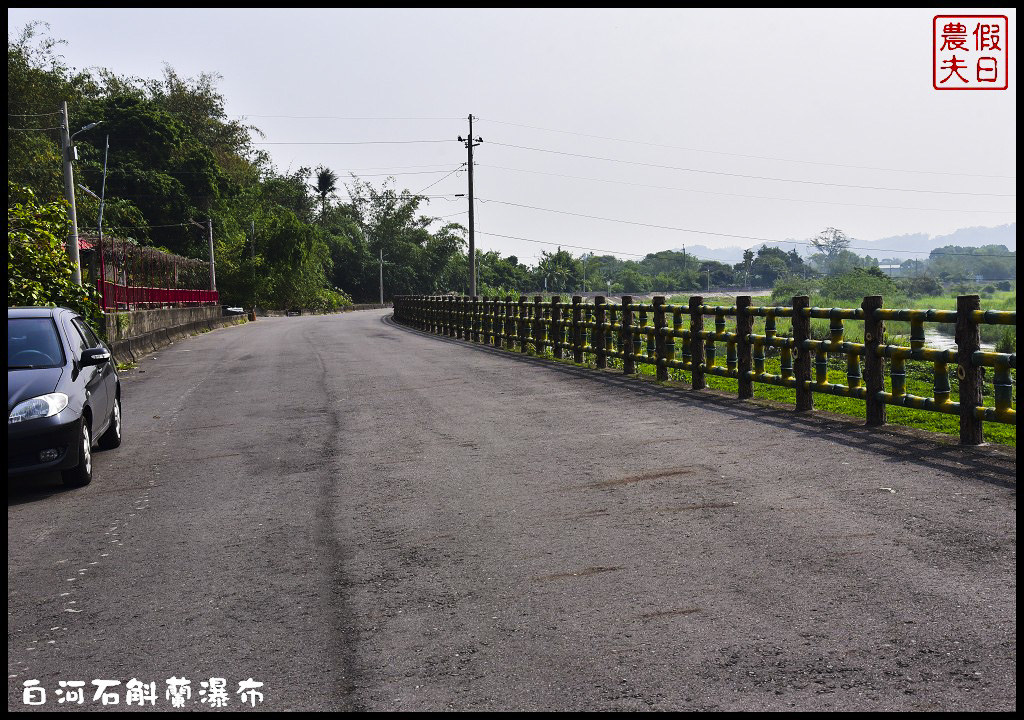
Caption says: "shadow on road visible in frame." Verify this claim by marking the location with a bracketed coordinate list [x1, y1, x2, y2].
[7, 472, 74, 506]
[384, 314, 1017, 490]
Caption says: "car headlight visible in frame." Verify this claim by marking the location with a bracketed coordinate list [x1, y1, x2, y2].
[8, 393, 70, 424]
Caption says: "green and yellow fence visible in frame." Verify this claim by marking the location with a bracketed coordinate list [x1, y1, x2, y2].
[392, 294, 1015, 445]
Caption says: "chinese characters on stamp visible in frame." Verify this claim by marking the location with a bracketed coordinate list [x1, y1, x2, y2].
[934, 15, 1009, 90]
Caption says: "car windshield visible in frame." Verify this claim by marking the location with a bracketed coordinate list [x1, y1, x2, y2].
[8, 318, 65, 369]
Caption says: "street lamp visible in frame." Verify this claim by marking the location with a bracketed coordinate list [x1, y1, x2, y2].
[59, 100, 102, 286]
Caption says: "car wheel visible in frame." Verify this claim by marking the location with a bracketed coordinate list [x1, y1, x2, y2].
[62, 421, 93, 488]
[98, 396, 122, 450]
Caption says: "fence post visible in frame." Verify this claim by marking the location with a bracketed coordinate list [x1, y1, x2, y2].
[505, 299, 516, 350]
[653, 296, 668, 381]
[492, 296, 500, 346]
[737, 295, 753, 399]
[956, 295, 983, 445]
[482, 296, 491, 344]
[572, 296, 584, 364]
[862, 295, 885, 426]
[621, 296, 635, 374]
[550, 296, 562, 359]
[594, 296, 607, 369]
[793, 295, 813, 411]
[519, 296, 529, 353]
[689, 295, 705, 390]
[533, 295, 544, 354]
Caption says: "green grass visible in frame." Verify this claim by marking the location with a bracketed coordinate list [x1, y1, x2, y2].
[423, 290, 1016, 445]
[518, 335, 1015, 447]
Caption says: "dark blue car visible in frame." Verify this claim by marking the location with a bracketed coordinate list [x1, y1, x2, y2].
[8, 307, 121, 487]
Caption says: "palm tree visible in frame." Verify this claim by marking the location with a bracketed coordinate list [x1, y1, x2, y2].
[313, 166, 338, 225]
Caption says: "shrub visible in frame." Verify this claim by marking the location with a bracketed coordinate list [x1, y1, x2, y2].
[819, 267, 899, 302]
[900, 275, 943, 298]
[8, 182, 104, 333]
[770, 275, 817, 303]
[995, 328, 1015, 354]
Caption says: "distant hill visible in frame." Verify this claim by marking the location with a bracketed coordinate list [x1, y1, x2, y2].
[674, 223, 1016, 264]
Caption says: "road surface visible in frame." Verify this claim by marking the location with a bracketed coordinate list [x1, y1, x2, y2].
[7, 309, 1016, 711]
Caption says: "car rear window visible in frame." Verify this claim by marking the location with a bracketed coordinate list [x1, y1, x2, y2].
[8, 318, 66, 369]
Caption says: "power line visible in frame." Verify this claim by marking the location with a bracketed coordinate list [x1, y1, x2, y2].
[8, 111, 61, 117]
[348, 169, 462, 179]
[477, 116, 1016, 180]
[486, 141, 1016, 198]
[477, 230, 647, 258]
[477, 197, 1018, 257]
[235, 114, 464, 120]
[251, 139, 456, 146]
[478, 164, 1016, 215]
[8, 125, 61, 131]
[413, 164, 466, 195]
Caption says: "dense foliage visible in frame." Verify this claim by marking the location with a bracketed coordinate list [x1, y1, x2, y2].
[7, 23, 467, 309]
[8, 182, 103, 329]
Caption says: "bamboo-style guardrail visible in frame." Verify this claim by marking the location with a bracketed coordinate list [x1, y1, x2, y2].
[392, 294, 1016, 445]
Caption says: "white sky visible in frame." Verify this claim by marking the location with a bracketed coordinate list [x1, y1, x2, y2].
[8, 8, 1017, 263]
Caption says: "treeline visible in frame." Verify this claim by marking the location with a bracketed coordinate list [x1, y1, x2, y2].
[8, 23, 467, 309]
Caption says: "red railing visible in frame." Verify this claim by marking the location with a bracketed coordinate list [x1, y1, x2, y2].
[81, 233, 219, 312]
[96, 281, 219, 310]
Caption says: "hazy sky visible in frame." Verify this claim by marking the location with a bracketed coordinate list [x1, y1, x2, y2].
[8, 8, 1017, 262]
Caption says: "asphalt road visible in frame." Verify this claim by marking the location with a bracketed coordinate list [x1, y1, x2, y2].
[7, 309, 1017, 711]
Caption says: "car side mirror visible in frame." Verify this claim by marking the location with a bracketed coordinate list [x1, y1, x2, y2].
[81, 347, 111, 367]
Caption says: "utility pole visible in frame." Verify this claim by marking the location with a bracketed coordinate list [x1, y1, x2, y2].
[251, 220, 256, 312]
[60, 101, 82, 286]
[98, 135, 108, 241]
[207, 219, 216, 292]
[458, 115, 482, 297]
[379, 248, 384, 305]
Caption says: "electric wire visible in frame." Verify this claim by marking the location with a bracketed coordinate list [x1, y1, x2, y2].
[251, 139, 455, 146]
[477, 197, 1018, 257]
[486, 141, 1016, 198]
[477, 164, 1016, 215]
[476, 117, 1016, 180]
[413, 164, 466, 194]
[9, 111, 62, 117]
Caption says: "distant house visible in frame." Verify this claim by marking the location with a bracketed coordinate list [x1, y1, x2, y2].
[879, 264, 905, 278]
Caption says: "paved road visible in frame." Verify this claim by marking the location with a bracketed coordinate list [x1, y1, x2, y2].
[7, 309, 1016, 711]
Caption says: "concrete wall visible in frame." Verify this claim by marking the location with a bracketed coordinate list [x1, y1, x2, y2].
[103, 306, 245, 366]
[255, 303, 391, 317]
[103, 306, 223, 342]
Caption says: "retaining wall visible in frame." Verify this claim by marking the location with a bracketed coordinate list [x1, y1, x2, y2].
[103, 306, 246, 365]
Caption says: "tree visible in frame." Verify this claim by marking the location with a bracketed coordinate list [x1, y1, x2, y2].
[533, 248, 583, 293]
[312, 165, 338, 225]
[8, 182, 103, 330]
[809, 227, 853, 276]
[810, 227, 851, 256]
